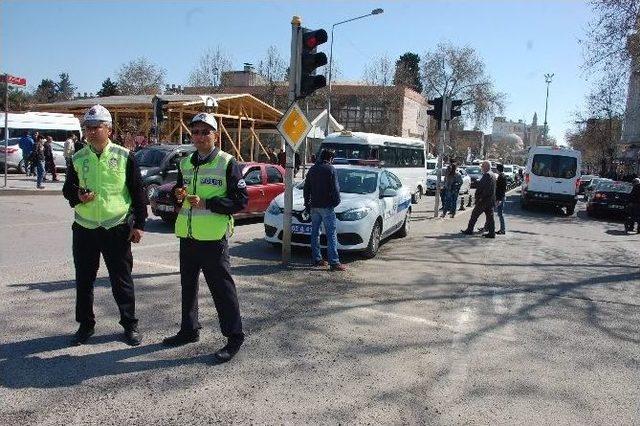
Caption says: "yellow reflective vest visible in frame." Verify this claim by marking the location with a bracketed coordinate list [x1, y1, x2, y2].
[72, 141, 131, 230]
[175, 150, 234, 241]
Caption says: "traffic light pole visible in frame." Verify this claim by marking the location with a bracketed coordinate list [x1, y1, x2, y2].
[433, 96, 450, 218]
[282, 16, 302, 265]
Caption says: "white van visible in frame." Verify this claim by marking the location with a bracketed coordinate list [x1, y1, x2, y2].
[0, 112, 82, 140]
[521, 146, 581, 215]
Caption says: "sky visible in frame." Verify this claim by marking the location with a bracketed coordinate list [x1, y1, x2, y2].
[1, 0, 596, 143]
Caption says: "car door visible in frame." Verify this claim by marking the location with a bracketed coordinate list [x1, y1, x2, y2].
[242, 166, 264, 214]
[378, 171, 397, 234]
[387, 171, 406, 228]
[264, 166, 285, 212]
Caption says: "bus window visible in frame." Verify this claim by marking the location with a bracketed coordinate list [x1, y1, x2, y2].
[381, 147, 397, 167]
[370, 148, 379, 160]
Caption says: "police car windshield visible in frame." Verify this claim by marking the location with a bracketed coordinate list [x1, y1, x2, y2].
[336, 169, 378, 194]
[134, 148, 165, 167]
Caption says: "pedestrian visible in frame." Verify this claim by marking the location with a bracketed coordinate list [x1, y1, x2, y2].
[74, 134, 87, 153]
[18, 131, 34, 176]
[495, 163, 507, 235]
[303, 148, 346, 271]
[32, 137, 46, 189]
[277, 148, 286, 168]
[63, 134, 77, 169]
[442, 164, 462, 218]
[461, 160, 496, 238]
[294, 151, 301, 177]
[43, 136, 59, 182]
[30, 131, 41, 175]
[627, 178, 640, 234]
[62, 104, 147, 346]
[162, 112, 248, 364]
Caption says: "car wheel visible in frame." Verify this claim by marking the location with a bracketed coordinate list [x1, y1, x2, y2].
[146, 183, 159, 201]
[397, 209, 410, 238]
[565, 204, 575, 216]
[363, 220, 382, 259]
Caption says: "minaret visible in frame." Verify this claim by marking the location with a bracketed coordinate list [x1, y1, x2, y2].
[622, 31, 640, 146]
[530, 113, 539, 147]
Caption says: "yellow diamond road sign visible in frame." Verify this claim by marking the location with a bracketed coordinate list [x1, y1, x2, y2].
[277, 102, 312, 152]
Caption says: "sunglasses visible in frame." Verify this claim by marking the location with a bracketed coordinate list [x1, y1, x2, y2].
[191, 129, 214, 136]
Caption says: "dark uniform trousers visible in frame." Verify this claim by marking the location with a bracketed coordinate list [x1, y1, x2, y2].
[179, 237, 243, 338]
[466, 202, 495, 234]
[72, 222, 137, 329]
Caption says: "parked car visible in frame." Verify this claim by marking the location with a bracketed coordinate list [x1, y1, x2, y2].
[0, 138, 23, 171]
[134, 144, 197, 199]
[521, 146, 582, 215]
[264, 165, 412, 258]
[583, 177, 612, 201]
[502, 165, 517, 184]
[586, 180, 634, 218]
[425, 167, 471, 194]
[578, 174, 598, 195]
[465, 165, 483, 188]
[149, 162, 286, 224]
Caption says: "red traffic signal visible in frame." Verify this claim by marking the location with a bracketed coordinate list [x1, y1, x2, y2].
[298, 27, 328, 99]
[302, 29, 328, 50]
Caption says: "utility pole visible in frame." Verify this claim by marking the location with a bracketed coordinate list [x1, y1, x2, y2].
[282, 16, 302, 265]
[543, 73, 553, 144]
[3, 74, 8, 187]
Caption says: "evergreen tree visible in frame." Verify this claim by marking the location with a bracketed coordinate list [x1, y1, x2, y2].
[56, 72, 76, 101]
[393, 52, 422, 93]
[97, 78, 120, 97]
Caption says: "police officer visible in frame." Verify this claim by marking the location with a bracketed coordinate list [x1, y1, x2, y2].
[162, 112, 248, 363]
[62, 105, 147, 346]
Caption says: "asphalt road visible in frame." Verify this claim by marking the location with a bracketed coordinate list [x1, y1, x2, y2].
[1, 190, 639, 424]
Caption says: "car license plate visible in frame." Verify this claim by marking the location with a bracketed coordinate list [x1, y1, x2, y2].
[291, 224, 312, 234]
[158, 204, 174, 212]
[609, 204, 624, 210]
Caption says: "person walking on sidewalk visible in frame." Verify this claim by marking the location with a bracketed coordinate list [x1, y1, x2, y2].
[162, 112, 248, 364]
[304, 148, 346, 271]
[64, 134, 77, 169]
[32, 138, 46, 189]
[495, 163, 507, 234]
[442, 164, 462, 218]
[461, 160, 496, 238]
[62, 104, 147, 347]
[43, 136, 59, 182]
[18, 131, 34, 176]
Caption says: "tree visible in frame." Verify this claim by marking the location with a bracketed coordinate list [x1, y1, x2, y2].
[116, 57, 166, 95]
[33, 79, 58, 103]
[188, 46, 233, 88]
[0, 86, 31, 111]
[581, 0, 640, 75]
[393, 52, 422, 93]
[56, 73, 76, 101]
[97, 78, 120, 97]
[362, 54, 394, 86]
[421, 42, 506, 129]
[257, 45, 287, 106]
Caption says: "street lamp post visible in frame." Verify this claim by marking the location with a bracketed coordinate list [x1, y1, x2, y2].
[324, 8, 384, 137]
[543, 73, 554, 144]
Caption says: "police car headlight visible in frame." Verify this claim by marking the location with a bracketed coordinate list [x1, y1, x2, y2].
[337, 207, 371, 221]
[267, 202, 283, 215]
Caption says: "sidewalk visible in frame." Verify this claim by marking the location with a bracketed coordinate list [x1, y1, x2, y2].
[0, 173, 66, 196]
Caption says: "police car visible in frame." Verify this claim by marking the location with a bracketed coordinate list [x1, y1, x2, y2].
[263, 165, 412, 258]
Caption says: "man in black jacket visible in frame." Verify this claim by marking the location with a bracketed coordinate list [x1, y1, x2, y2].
[304, 148, 345, 271]
[461, 160, 496, 238]
[628, 178, 640, 234]
[495, 163, 507, 234]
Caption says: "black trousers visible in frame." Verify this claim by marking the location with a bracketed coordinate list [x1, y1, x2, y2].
[72, 222, 137, 329]
[179, 237, 243, 339]
[465, 202, 495, 234]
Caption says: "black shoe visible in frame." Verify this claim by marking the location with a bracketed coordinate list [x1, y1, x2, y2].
[214, 335, 244, 363]
[460, 229, 473, 235]
[483, 233, 496, 238]
[124, 327, 143, 346]
[162, 330, 200, 347]
[72, 325, 95, 346]
[496, 230, 505, 235]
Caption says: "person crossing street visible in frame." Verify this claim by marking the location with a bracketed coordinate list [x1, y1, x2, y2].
[62, 105, 147, 346]
[162, 112, 248, 364]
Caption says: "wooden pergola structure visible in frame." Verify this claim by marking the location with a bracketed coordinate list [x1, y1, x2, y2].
[35, 94, 283, 162]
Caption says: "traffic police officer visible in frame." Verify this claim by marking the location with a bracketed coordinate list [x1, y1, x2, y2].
[62, 105, 147, 346]
[162, 112, 248, 363]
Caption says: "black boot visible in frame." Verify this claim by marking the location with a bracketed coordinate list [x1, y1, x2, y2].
[162, 330, 200, 347]
[124, 326, 143, 346]
[214, 335, 244, 363]
[72, 325, 95, 346]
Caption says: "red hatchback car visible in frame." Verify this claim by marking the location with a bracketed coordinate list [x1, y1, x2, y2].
[149, 162, 286, 224]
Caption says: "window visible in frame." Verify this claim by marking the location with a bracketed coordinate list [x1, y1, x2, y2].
[387, 172, 402, 189]
[532, 154, 577, 179]
[321, 143, 371, 160]
[380, 147, 397, 167]
[363, 106, 384, 124]
[266, 166, 283, 183]
[244, 167, 262, 186]
[338, 106, 361, 129]
[379, 172, 391, 191]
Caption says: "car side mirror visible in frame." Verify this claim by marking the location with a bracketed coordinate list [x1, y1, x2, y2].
[381, 188, 397, 198]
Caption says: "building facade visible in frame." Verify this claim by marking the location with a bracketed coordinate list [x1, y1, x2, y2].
[492, 114, 542, 147]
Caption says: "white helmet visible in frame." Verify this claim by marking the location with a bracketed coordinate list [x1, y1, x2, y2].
[83, 104, 112, 126]
[190, 112, 218, 131]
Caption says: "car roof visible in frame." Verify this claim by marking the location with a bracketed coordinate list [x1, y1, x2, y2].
[334, 164, 381, 173]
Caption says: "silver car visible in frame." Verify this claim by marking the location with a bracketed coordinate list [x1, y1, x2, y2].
[0, 139, 67, 172]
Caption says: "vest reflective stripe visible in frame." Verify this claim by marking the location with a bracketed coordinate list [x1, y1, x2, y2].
[72, 141, 131, 230]
[175, 151, 234, 241]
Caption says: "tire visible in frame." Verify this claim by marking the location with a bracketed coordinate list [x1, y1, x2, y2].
[146, 183, 159, 201]
[362, 220, 382, 259]
[411, 192, 419, 204]
[565, 204, 575, 216]
[397, 209, 410, 238]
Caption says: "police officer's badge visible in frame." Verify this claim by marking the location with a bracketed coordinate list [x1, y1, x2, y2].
[109, 157, 118, 169]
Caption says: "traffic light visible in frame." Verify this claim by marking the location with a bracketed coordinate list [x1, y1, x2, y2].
[450, 99, 463, 120]
[298, 27, 328, 99]
[427, 97, 443, 126]
[153, 97, 169, 123]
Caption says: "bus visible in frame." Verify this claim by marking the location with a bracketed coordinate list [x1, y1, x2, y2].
[0, 112, 82, 140]
[320, 131, 427, 203]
